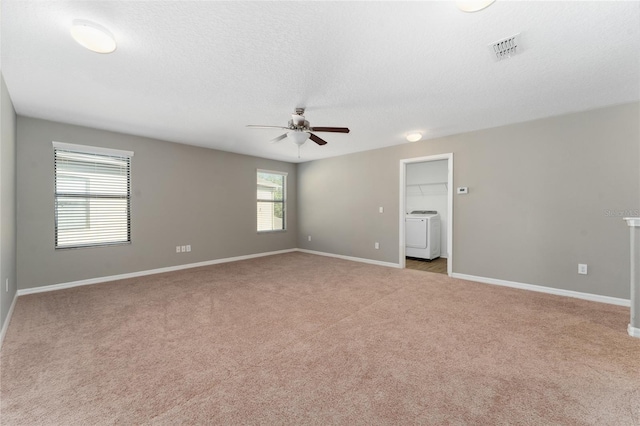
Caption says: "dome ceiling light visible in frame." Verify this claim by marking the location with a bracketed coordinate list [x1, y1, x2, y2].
[70, 19, 117, 54]
[406, 132, 423, 142]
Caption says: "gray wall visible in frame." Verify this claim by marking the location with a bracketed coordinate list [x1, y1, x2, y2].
[298, 103, 640, 299]
[17, 117, 297, 290]
[1, 73, 17, 330]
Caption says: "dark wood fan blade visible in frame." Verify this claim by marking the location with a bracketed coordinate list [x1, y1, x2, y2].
[310, 127, 350, 133]
[246, 125, 289, 129]
[309, 133, 328, 146]
[270, 133, 288, 143]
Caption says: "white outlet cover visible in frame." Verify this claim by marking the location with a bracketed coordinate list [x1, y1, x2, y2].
[186, 245, 191, 252]
[379, 207, 384, 213]
[176, 246, 181, 253]
[578, 264, 588, 274]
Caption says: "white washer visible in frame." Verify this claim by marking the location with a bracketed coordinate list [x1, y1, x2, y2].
[405, 210, 441, 260]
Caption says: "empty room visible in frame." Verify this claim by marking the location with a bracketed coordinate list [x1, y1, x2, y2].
[1, 1, 639, 424]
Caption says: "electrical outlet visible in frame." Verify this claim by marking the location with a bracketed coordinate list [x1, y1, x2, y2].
[176, 246, 181, 253]
[375, 242, 380, 249]
[578, 264, 588, 275]
[186, 245, 191, 252]
[379, 207, 384, 213]
[181, 245, 186, 253]
[308, 235, 311, 242]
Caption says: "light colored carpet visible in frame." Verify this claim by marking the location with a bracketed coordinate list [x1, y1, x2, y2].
[1, 252, 639, 424]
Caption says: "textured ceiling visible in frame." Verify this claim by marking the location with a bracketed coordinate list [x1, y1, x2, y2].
[2, 1, 639, 163]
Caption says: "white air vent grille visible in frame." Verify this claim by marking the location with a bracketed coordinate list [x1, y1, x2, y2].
[489, 33, 520, 61]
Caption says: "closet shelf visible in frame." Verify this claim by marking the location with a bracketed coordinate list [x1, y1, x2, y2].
[406, 183, 448, 196]
[407, 182, 447, 187]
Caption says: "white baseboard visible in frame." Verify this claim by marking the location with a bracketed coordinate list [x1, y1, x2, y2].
[297, 249, 401, 269]
[629, 324, 640, 338]
[0, 292, 18, 349]
[17, 249, 298, 296]
[451, 273, 630, 307]
[13, 250, 629, 312]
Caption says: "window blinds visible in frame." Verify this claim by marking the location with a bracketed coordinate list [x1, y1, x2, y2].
[53, 143, 132, 249]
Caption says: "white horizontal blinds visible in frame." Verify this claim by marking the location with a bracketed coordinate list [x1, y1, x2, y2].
[54, 145, 131, 248]
[257, 170, 286, 232]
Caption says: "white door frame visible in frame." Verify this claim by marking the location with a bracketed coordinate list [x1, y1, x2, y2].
[399, 153, 454, 276]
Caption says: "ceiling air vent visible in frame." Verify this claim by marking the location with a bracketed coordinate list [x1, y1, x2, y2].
[489, 33, 520, 61]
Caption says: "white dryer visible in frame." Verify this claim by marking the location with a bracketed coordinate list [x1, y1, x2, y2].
[405, 210, 441, 260]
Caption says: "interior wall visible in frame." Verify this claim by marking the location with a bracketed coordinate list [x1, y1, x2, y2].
[17, 117, 297, 290]
[406, 160, 448, 257]
[1, 73, 17, 330]
[298, 103, 640, 299]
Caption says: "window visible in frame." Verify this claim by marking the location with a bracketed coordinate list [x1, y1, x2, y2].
[257, 170, 286, 232]
[53, 142, 133, 249]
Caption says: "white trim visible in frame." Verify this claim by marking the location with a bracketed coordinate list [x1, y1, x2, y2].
[624, 217, 640, 227]
[297, 248, 401, 269]
[628, 324, 640, 338]
[17, 249, 297, 296]
[0, 292, 18, 349]
[399, 153, 454, 276]
[52, 141, 134, 158]
[446, 155, 453, 275]
[257, 168, 288, 177]
[451, 272, 630, 307]
[14, 248, 630, 310]
[257, 169, 287, 232]
[17, 248, 400, 297]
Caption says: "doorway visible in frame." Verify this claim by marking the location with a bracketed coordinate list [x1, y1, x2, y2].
[399, 154, 453, 276]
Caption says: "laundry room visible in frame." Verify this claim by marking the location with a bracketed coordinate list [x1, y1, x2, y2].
[405, 160, 449, 267]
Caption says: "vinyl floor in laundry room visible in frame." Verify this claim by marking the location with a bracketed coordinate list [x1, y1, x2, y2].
[405, 257, 447, 274]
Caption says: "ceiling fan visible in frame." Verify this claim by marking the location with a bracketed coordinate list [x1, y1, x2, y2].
[246, 108, 350, 148]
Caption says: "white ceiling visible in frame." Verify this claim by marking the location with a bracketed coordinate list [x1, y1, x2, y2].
[2, 1, 639, 163]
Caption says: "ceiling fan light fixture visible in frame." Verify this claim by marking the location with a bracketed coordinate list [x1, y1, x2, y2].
[247, 108, 349, 151]
[287, 131, 310, 146]
[456, 0, 496, 13]
[406, 132, 423, 142]
[70, 19, 117, 53]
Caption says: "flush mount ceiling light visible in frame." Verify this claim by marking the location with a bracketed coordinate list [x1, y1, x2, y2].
[456, 0, 496, 12]
[406, 132, 423, 142]
[70, 19, 117, 53]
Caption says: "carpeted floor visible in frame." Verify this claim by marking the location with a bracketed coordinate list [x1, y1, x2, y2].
[1, 252, 639, 424]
